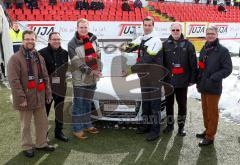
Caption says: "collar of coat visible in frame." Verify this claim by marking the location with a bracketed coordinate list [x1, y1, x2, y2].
[19, 45, 38, 57]
[204, 38, 220, 52]
[167, 33, 186, 43]
[142, 31, 157, 40]
[74, 32, 97, 45]
[47, 43, 63, 53]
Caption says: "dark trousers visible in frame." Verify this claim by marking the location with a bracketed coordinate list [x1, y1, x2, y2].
[166, 87, 187, 129]
[16, 3, 23, 9]
[140, 78, 161, 135]
[46, 93, 65, 133]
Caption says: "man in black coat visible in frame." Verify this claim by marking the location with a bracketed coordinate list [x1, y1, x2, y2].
[39, 32, 69, 142]
[196, 26, 232, 146]
[90, 0, 98, 10]
[97, 0, 104, 10]
[75, 0, 83, 10]
[82, 0, 90, 10]
[162, 23, 198, 136]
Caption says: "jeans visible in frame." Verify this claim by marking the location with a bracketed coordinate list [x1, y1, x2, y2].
[72, 85, 96, 132]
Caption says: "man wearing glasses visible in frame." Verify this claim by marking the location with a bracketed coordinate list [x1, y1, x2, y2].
[39, 32, 69, 142]
[7, 30, 55, 158]
[161, 23, 198, 136]
[196, 26, 232, 146]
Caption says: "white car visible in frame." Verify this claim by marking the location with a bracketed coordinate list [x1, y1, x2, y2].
[91, 38, 166, 122]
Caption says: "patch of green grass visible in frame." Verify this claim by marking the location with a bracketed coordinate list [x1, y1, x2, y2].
[0, 82, 240, 165]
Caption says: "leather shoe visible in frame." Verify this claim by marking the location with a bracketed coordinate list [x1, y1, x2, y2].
[198, 138, 214, 147]
[196, 132, 206, 139]
[145, 132, 160, 141]
[55, 132, 69, 142]
[177, 128, 186, 137]
[136, 126, 150, 134]
[73, 131, 88, 140]
[36, 145, 55, 151]
[85, 127, 99, 134]
[23, 149, 34, 158]
[163, 125, 174, 134]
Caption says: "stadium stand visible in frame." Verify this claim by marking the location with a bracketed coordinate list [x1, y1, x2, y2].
[149, 2, 240, 22]
[5, 0, 159, 21]
[4, 0, 240, 22]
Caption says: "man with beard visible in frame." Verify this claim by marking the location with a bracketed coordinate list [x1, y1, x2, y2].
[7, 30, 55, 158]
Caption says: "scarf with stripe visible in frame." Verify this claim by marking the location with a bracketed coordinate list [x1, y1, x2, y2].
[25, 49, 45, 91]
[79, 34, 98, 70]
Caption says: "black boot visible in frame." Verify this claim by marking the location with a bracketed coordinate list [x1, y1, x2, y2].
[163, 125, 174, 134]
[55, 131, 69, 142]
[177, 128, 186, 137]
[145, 132, 160, 141]
[136, 125, 150, 134]
[198, 138, 214, 147]
[196, 132, 206, 139]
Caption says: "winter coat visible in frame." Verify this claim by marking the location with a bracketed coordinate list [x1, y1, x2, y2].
[68, 32, 101, 86]
[7, 46, 52, 110]
[197, 39, 232, 95]
[39, 44, 68, 96]
[162, 34, 198, 88]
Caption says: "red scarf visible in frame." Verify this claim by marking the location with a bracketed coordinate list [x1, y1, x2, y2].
[79, 34, 98, 70]
[25, 49, 45, 91]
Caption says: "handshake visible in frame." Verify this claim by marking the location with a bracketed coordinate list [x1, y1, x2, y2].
[91, 70, 102, 80]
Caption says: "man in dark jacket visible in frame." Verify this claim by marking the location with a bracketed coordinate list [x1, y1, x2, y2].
[122, 17, 163, 141]
[39, 32, 69, 142]
[97, 0, 104, 10]
[90, 0, 98, 10]
[162, 23, 198, 136]
[196, 26, 232, 146]
[122, 1, 131, 11]
[75, 0, 83, 10]
[82, 0, 90, 10]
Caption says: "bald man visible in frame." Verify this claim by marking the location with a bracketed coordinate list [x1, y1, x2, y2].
[162, 23, 198, 136]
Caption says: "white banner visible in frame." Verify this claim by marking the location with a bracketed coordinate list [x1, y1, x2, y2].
[186, 22, 240, 38]
[208, 23, 240, 39]
[19, 21, 183, 41]
[18, 21, 240, 52]
[185, 22, 208, 38]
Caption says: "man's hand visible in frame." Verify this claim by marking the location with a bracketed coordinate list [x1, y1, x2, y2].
[122, 70, 128, 77]
[91, 70, 102, 78]
[122, 67, 132, 77]
[119, 43, 127, 52]
[19, 100, 27, 107]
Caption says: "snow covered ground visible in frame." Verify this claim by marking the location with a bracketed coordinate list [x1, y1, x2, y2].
[188, 57, 240, 123]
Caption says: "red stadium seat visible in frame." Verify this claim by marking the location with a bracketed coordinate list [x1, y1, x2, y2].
[35, 15, 44, 21]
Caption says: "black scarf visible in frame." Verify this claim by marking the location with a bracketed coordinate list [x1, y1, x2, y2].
[25, 49, 45, 91]
[204, 38, 219, 54]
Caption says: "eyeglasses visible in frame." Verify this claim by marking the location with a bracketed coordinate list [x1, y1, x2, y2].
[206, 33, 216, 35]
[171, 29, 180, 32]
[50, 39, 61, 41]
[23, 38, 35, 41]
